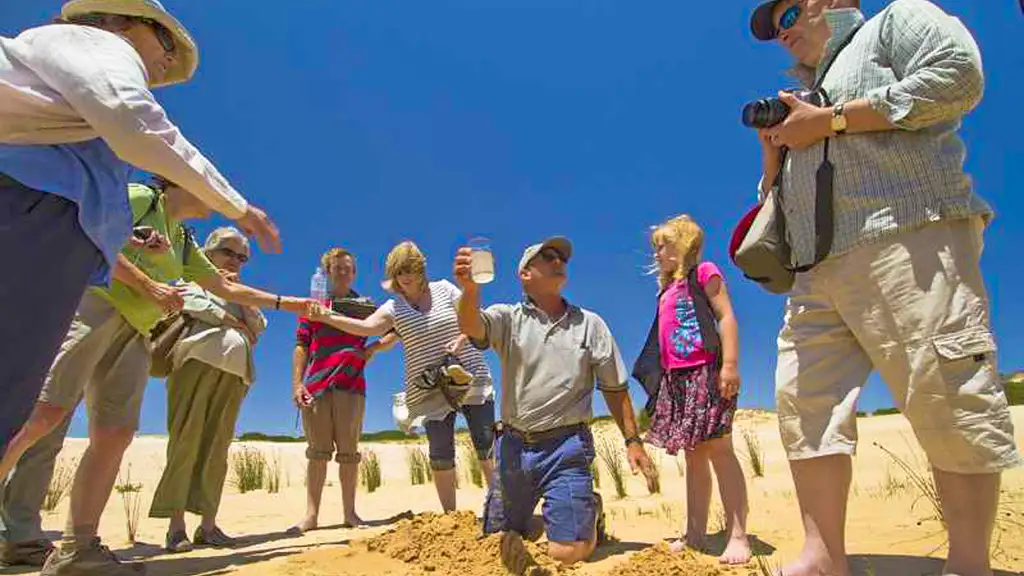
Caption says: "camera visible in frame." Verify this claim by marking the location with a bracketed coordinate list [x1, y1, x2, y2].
[132, 225, 156, 241]
[741, 89, 826, 129]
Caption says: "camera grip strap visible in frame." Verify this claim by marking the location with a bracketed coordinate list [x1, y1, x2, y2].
[779, 23, 862, 273]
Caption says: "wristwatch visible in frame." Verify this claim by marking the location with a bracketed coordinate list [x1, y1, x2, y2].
[831, 103, 848, 135]
[625, 436, 643, 448]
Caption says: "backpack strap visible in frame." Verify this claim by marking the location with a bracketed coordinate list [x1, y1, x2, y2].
[180, 224, 195, 266]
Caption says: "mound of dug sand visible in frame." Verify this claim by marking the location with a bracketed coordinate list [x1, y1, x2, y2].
[365, 511, 571, 576]
[604, 543, 723, 576]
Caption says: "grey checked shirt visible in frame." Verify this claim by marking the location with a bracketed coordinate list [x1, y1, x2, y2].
[473, 299, 628, 433]
[769, 0, 992, 266]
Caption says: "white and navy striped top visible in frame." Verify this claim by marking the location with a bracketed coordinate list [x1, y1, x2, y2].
[381, 280, 493, 423]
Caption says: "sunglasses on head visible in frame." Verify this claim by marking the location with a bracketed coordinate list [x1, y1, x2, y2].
[216, 247, 249, 264]
[141, 18, 176, 54]
[777, 3, 801, 34]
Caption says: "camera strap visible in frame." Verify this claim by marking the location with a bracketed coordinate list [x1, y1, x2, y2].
[776, 22, 863, 273]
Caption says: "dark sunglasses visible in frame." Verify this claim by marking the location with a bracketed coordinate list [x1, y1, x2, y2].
[141, 18, 176, 54]
[215, 247, 249, 264]
[536, 249, 565, 264]
[777, 4, 801, 34]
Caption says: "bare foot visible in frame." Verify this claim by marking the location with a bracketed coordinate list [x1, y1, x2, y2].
[342, 514, 365, 528]
[286, 518, 318, 535]
[718, 536, 752, 565]
[684, 532, 706, 551]
[778, 556, 849, 576]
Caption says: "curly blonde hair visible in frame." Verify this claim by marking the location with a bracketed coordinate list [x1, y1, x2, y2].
[383, 241, 428, 295]
[321, 247, 355, 274]
[650, 214, 704, 290]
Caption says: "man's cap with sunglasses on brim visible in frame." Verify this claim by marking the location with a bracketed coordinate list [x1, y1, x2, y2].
[751, 0, 787, 41]
[518, 237, 573, 273]
[61, 0, 198, 87]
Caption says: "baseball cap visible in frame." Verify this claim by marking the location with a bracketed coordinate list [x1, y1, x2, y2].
[751, 0, 785, 41]
[517, 237, 572, 273]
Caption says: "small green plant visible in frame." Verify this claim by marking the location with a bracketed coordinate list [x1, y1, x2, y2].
[590, 459, 601, 489]
[407, 448, 432, 485]
[266, 452, 282, 494]
[658, 502, 676, 527]
[237, 432, 305, 443]
[710, 505, 728, 534]
[460, 440, 484, 488]
[596, 437, 627, 499]
[231, 447, 267, 494]
[874, 442, 943, 526]
[877, 468, 909, 499]
[114, 466, 144, 544]
[741, 427, 765, 478]
[360, 450, 382, 493]
[359, 429, 419, 443]
[43, 458, 77, 512]
[1001, 372, 1023, 406]
[637, 408, 651, 433]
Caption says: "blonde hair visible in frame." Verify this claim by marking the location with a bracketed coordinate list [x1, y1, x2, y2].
[650, 214, 704, 290]
[321, 247, 355, 274]
[383, 241, 428, 294]
[203, 226, 249, 255]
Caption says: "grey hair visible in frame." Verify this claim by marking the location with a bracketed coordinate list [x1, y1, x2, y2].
[203, 227, 249, 255]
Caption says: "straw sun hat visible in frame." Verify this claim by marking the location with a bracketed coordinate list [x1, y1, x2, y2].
[61, 0, 198, 87]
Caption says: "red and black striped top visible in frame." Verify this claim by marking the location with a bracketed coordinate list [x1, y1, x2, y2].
[296, 294, 371, 397]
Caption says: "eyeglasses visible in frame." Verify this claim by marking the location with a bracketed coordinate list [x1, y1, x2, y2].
[215, 247, 249, 264]
[777, 4, 801, 34]
[536, 249, 564, 264]
[141, 18, 176, 54]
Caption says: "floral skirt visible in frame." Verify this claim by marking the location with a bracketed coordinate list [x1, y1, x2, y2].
[644, 362, 736, 455]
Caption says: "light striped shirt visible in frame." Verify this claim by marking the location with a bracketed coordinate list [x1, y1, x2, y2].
[770, 0, 992, 267]
[382, 280, 493, 423]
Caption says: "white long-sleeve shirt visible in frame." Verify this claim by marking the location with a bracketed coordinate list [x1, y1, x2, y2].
[0, 24, 247, 218]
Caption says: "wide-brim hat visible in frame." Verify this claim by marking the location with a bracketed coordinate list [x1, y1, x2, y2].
[750, 0, 786, 41]
[518, 237, 573, 273]
[62, 0, 198, 87]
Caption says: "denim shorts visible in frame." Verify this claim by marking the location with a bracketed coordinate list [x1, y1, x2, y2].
[482, 426, 597, 543]
[424, 399, 495, 470]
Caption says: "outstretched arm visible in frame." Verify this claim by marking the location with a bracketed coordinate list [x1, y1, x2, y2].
[311, 306, 395, 338]
[195, 273, 312, 316]
[366, 330, 400, 360]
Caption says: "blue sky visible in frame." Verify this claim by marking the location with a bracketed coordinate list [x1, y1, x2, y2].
[3, 1, 1020, 437]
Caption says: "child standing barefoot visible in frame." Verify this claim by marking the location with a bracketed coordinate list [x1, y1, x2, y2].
[634, 214, 752, 565]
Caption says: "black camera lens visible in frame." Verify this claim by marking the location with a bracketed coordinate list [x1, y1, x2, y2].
[741, 97, 791, 129]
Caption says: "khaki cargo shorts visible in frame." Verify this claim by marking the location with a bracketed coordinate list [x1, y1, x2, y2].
[302, 387, 365, 463]
[775, 217, 1022, 474]
[38, 292, 150, 430]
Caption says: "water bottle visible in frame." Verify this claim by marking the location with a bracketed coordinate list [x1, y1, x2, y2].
[310, 267, 329, 307]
